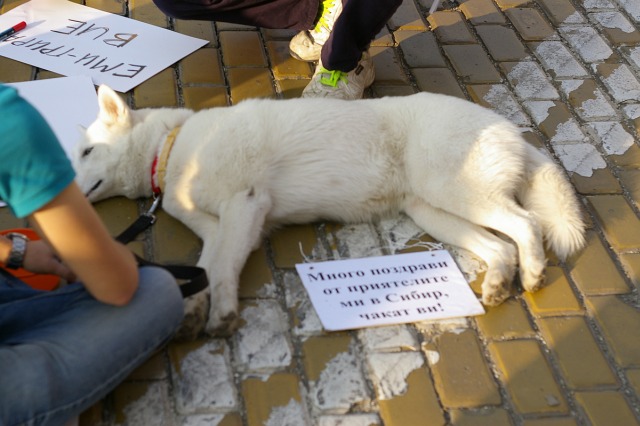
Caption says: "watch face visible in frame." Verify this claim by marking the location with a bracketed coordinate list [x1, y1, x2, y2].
[6, 232, 28, 269]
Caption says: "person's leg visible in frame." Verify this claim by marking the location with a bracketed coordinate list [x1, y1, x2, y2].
[0, 266, 184, 426]
[321, 0, 403, 71]
[302, 0, 403, 99]
[153, 0, 319, 30]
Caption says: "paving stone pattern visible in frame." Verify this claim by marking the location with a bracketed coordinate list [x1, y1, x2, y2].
[1, 0, 639, 424]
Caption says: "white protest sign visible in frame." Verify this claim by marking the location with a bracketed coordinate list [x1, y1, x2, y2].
[8, 76, 98, 158]
[0, 0, 207, 92]
[296, 250, 485, 331]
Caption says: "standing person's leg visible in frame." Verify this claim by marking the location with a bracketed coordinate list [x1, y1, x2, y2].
[302, 0, 403, 99]
[153, 0, 319, 30]
[0, 266, 184, 426]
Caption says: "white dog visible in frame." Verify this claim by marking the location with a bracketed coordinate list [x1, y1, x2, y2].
[73, 85, 585, 335]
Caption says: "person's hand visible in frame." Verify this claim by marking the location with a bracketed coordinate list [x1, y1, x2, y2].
[22, 239, 77, 282]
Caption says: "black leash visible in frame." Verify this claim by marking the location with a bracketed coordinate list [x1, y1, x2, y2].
[115, 196, 208, 298]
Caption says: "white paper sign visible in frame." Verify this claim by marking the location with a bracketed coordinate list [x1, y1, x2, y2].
[0, 0, 207, 92]
[7, 76, 98, 158]
[296, 250, 485, 331]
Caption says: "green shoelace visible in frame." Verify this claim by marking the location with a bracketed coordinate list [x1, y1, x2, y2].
[319, 68, 348, 87]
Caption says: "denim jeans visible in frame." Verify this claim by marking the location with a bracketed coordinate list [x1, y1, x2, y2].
[0, 266, 185, 426]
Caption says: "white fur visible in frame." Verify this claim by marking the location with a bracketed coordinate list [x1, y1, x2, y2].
[74, 85, 586, 335]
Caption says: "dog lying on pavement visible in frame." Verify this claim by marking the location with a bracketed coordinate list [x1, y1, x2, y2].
[73, 85, 586, 336]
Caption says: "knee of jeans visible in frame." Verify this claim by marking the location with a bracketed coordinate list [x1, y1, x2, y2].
[137, 266, 185, 321]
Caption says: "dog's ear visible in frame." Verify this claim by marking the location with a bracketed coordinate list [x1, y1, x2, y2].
[97, 85, 131, 128]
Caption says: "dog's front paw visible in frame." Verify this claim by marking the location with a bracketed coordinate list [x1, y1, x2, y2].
[481, 269, 512, 307]
[205, 310, 240, 337]
[173, 290, 210, 341]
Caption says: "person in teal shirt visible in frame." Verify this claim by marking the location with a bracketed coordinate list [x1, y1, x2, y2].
[0, 83, 184, 426]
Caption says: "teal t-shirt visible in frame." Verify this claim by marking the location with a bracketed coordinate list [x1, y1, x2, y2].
[0, 84, 76, 218]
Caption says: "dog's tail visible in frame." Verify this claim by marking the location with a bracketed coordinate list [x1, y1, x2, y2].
[520, 144, 586, 260]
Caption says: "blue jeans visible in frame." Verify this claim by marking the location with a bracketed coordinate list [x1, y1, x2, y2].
[0, 266, 185, 426]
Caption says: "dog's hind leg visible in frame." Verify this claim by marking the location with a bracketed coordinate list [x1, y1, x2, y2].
[403, 196, 518, 306]
[454, 197, 547, 294]
[204, 187, 272, 336]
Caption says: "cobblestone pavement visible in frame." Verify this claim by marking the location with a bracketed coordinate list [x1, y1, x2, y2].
[2, 0, 640, 424]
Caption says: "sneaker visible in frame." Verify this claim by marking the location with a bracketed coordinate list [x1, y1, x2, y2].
[302, 52, 375, 100]
[289, 0, 342, 62]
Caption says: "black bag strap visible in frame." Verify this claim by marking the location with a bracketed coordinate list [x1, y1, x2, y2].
[115, 197, 208, 298]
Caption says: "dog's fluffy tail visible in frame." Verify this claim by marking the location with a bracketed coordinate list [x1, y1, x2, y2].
[520, 144, 586, 260]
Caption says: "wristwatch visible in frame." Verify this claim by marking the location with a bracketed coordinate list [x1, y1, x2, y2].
[4, 232, 28, 269]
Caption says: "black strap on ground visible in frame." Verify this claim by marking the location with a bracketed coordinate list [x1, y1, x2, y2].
[115, 198, 208, 298]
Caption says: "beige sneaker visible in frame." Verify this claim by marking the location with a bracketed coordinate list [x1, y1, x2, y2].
[302, 52, 375, 100]
[289, 0, 342, 62]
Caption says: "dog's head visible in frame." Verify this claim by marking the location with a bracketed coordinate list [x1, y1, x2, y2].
[73, 85, 137, 202]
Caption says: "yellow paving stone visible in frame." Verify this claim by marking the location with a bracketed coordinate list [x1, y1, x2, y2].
[427, 11, 476, 44]
[574, 391, 639, 426]
[129, 0, 168, 27]
[395, 30, 447, 68]
[174, 19, 216, 46]
[227, 67, 275, 103]
[270, 224, 319, 269]
[521, 418, 578, 426]
[370, 46, 410, 85]
[219, 31, 266, 67]
[449, 407, 513, 425]
[424, 330, 501, 408]
[87, 0, 125, 14]
[214, 413, 243, 426]
[238, 245, 274, 299]
[585, 296, 640, 368]
[570, 168, 622, 195]
[0, 0, 28, 13]
[181, 48, 224, 84]
[494, 0, 535, 9]
[126, 350, 168, 380]
[152, 209, 202, 264]
[387, 0, 428, 31]
[587, 195, 640, 251]
[475, 25, 529, 61]
[459, 0, 506, 25]
[183, 86, 229, 110]
[523, 267, 582, 316]
[242, 373, 304, 426]
[112, 381, 172, 424]
[627, 368, 640, 396]
[412, 68, 466, 98]
[79, 401, 105, 426]
[276, 78, 310, 99]
[504, 8, 555, 41]
[0, 207, 25, 230]
[536, 0, 583, 26]
[93, 196, 140, 237]
[302, 334, 352, 381]
[443, 45, 502, 83]
[475, 299, 536, 340]
[488, 340, 568, 414]
[372, 25, 394, 47]
[568, 231, 630, 296]
[133, 68, 178, 108]
[266, 40, 313, 79]
[536, 316, 618, 389]
[372, 85, 417, 98]
[0, 58, 33, 82]
[378, 367, 446, 426]
[35, 70, 63, 80]
[619, 169, 640, 207]
[618, 253, 640, 288]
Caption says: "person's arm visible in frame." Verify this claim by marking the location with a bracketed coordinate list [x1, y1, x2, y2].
[28, 182, 139, 306]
